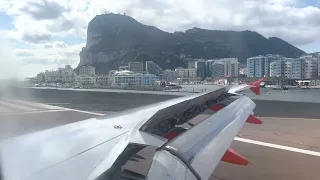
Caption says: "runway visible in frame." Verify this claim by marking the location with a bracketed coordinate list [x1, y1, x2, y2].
[0, 97, 320, 180]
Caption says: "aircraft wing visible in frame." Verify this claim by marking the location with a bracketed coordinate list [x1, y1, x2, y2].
[0, 87, 260, 180]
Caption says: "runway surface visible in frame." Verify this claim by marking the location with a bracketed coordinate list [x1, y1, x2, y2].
[0, 97, 320, 180]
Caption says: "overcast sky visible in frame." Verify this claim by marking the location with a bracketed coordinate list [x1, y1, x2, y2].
[0, 0, 319, 79]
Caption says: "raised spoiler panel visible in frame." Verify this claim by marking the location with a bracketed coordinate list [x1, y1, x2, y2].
[147, 96, 255, 180]
[140, 88, 227, 134]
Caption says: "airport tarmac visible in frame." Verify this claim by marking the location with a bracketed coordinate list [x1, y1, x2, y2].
[0, 97, 320, 180]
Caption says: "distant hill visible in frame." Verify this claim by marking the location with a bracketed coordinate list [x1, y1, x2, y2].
[77, 13, 305, 74]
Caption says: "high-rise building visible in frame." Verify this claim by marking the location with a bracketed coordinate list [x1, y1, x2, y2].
[304, 59, 318, 79]
[247, 55, 284, 78]
[290, 59, 305, 79]
[212, 62, 225, 77]
[247, 58, 255, 77]
[129, 62, 143, 72]
[146, 61, 162, 76]
[270, 61, 285, 77]
[284, 61, 292, 79]
[254, 56, 265, 77]
[206, 60, 214, 77]
[195, 59, 206, 78]
[212, 58, 239, 77]
[247, 56, 266, 77]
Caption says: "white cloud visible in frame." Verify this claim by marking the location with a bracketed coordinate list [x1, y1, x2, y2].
[0, 34, 84, 79]
[2, 0, 319, 45]
[0, 0, 320, 79]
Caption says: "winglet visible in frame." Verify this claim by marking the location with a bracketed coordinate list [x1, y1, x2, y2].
[248, 78, 264, 95]
[221, 148, 248, 165]
[246, 115, 262, 124]
[247, 78, 264, 86]
[250, 86, 260, 95]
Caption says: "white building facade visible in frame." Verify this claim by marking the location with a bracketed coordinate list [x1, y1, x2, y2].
[75, 75, 97, 84]
[175, 68, 197, 79]
[111, 71, 158, 87]
[44, 65, 76, 83]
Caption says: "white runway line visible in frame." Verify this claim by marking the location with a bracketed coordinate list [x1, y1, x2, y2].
[0, 100, 37, 111]
[235, 137, 320, 157]
[0, 109, 68, 116]
[46, 103, 71, 105]
[0, 97, 64, 110]
[60, 107, 105, 116]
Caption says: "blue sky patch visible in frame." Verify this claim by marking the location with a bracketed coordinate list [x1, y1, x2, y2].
[0, 12, 14, 30]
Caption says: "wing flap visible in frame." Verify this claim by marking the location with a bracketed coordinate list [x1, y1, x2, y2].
[147, 96, 255, 180]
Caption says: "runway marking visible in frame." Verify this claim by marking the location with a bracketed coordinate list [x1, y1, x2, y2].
[235, 137, 320, 156]
[0, 109, 68, 116]
[0, 100, 37, 111]
[0, 97, 64, 110]
[1, 98, 104, 116]
[60, 107, 105, 116]
[46, 103, 71, 105]
[258, 117, 320, 121]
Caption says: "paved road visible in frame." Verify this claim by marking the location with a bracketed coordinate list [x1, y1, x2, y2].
[0, 97, 319, 179]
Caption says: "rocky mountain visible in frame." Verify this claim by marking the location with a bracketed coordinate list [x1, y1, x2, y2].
[78, 13, 305, 74]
